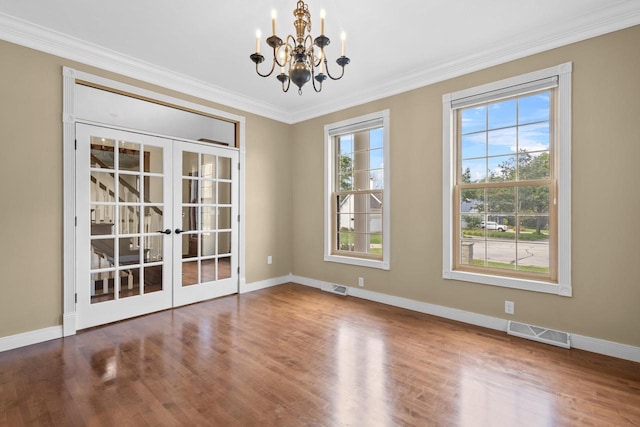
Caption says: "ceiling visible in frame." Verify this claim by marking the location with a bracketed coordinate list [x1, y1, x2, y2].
[0, 0, 639, 123]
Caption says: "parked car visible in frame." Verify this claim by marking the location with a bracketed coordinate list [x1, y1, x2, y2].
[481, 221, 507, 232]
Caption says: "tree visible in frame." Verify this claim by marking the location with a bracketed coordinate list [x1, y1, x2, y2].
[339, 155, 353, 191]
[490, 151, 550, 234]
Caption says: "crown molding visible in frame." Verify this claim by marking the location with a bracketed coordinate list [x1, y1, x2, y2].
[1, 1, 639, 125]
[287, 0, 640, 123]
[0, 12, 290, 123]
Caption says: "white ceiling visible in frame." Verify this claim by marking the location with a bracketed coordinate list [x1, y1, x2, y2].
[0, 0, 639, 123]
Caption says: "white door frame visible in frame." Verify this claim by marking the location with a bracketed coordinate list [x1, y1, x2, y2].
[62, 67, 247, 336]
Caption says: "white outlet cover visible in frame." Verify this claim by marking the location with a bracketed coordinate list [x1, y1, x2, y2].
[505, 301, 515, 314]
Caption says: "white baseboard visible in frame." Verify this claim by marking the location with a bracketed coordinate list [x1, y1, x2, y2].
[240, 274, 292, 294]
[291, 275, 507, 332]
[571, 334, 640, 363]
[63, 313, 76, 337]
[0, 326, 63, 353]
[3, 276, 638, 364]
[290, 275, 640, 363]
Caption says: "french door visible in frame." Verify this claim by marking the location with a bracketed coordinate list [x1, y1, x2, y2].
[75, 124, 238, 329]
[172, 141, 238, 307]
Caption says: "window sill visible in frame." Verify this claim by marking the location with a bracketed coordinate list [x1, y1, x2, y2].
[443, 270, 571, 296]
[325, 254, 389, 270]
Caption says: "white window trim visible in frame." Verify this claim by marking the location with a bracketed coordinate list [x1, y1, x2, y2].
[324, 110, 391, 270]
[442, 63, 572, 296]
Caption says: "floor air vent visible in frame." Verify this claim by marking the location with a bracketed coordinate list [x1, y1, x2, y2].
[507, 321, 571, 349]
[320, 283, 348, 296]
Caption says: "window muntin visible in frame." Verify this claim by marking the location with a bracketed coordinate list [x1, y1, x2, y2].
[324, 110, 390, 270]
[333, 128, 384, 258]
[443, 63, 572, 296]
[456, 90, 555, 280]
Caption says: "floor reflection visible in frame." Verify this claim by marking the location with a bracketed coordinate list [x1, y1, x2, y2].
[335, 323, 390, 425]
[458, 366, 554, 426]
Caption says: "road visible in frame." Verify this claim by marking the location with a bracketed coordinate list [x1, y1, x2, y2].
[464, 236, 549, 268]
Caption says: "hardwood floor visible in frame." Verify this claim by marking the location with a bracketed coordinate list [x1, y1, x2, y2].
[1, 283, 639, 426]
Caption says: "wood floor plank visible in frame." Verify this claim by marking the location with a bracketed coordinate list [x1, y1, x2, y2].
[1, 283, 639, 426]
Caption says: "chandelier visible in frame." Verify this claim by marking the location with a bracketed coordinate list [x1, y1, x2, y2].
[250, 0, 350, 95]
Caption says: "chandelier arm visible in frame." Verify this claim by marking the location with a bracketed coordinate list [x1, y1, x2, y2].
[324, 56, 349, 80]
[304, 34, 313, 50]
[312, 75, 323, 92]
[282, 77, 291, 92]
[255, 58, 278, 78]
[314, 48, 324, 68]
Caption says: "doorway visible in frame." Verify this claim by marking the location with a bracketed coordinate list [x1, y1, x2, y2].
[75, 124, 239, 329]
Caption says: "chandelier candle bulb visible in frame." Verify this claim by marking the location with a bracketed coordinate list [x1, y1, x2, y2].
[271, 10, 277, 35]
[341, 32, 346, 56]
[255, 29, 261, 53]
[320, 9, 325, 34]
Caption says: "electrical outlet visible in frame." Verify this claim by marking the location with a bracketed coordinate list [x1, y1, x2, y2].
[358, 277, 364, 287]
[505, 300, 515, 315]
[267, 256, 272, 265]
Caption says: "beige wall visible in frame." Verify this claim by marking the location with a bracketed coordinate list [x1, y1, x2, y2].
[0, 40, 292, 338]
[1, 25, 638, 348]
[291, 25, 640, 347]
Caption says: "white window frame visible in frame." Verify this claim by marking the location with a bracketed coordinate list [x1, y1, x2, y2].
[324, 110, 391, 270]
[442, 63, 572, 296]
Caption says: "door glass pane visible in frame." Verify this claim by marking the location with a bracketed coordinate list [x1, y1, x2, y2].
[183, 152, 199, 177]
[118, 268, 140, 298]
[201, 207, 216, 231]
[201, 155, 216, 178]
[91, 172, 115, 202]
[144, 206, 163, 233]
[182, 234, 198, 259]
[218, 182, 231, 204]
[218, 231, 231, 255]
[182, 207, 198, 231]
[201, 180, 216, 204]
[118, 142, 141, 172]
[145, 176, 163, 203]
[91, 271, 115, 303]
[91, 218, 114, 236]
[182, 261, 198, 286]
[144, 236, 163, 262]
[119, 206, 140, 235]
[145, 145, 163, 173]
[119, 174, 140, 203]
[201, 259, 216, 282]
[217, 207, 230, 230]
[202, 233, 216, 257]
[218, 257, 231, 280]
[91, 238, 115, 268]
[119, 237, 140, 265]
[182, 179, 198, 203]
[218, 157, 231, 179]
[144, 265, 163, 294]
[90, 138, 115, 169]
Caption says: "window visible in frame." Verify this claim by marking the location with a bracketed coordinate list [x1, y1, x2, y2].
[324, 110, 390, 270]
[442, 64, 572, 296]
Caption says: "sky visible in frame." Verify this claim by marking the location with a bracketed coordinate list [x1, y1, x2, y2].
[460, 92, 550, 182]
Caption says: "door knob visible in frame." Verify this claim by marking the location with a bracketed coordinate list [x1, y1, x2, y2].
[157, 229, 171, 235]
[175, 228, 184, 234]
